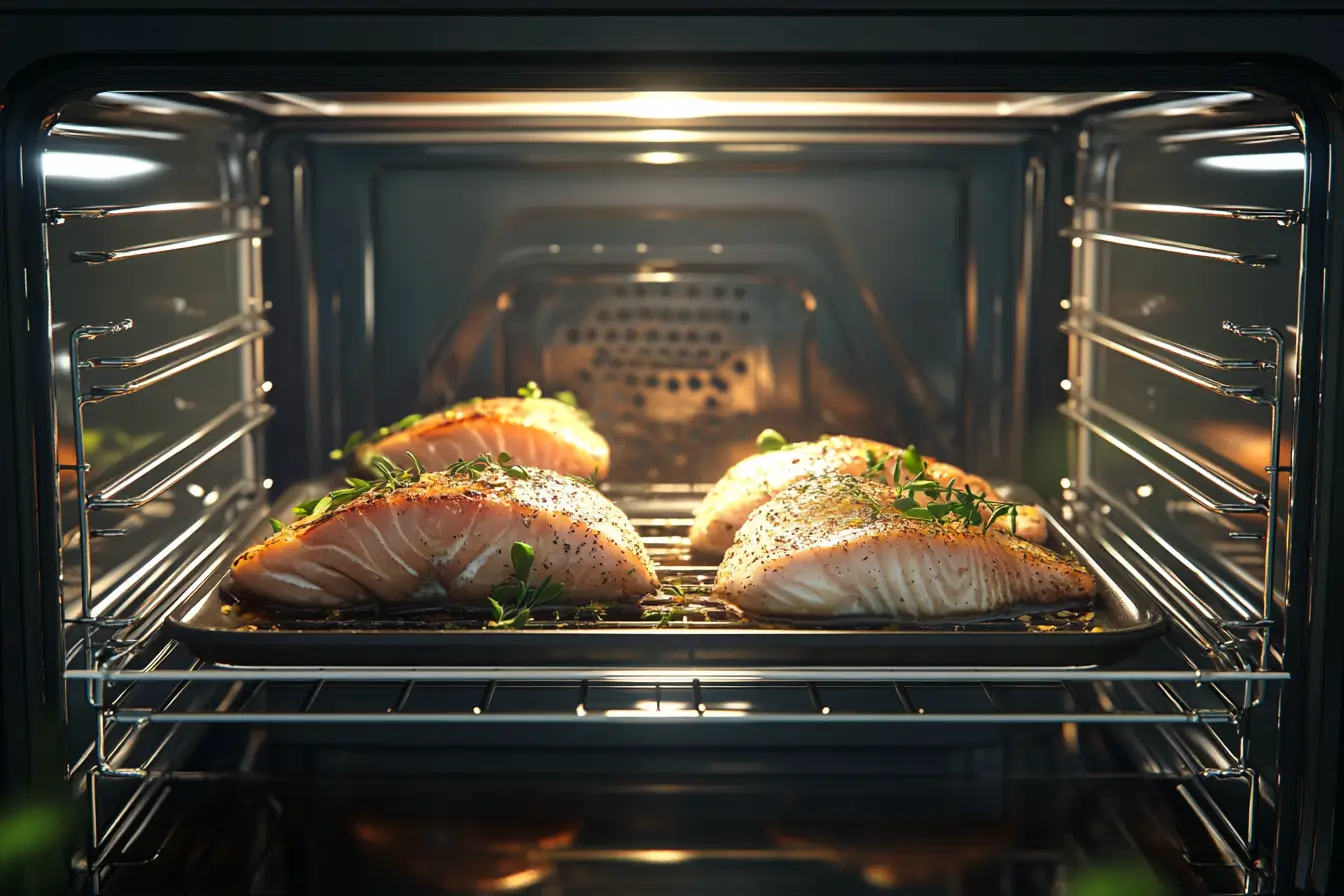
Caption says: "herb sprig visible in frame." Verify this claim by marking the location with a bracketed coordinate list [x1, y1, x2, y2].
[269, 452, 427, 531]
[642, 606, 711, 627]
[446, 452, 531, 481]
[861, 444, 1022, 535]
[329, 414, 424, 462]
[488, 542, 564, 628]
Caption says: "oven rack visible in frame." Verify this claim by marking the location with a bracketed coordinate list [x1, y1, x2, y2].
[46, 120, 273, 893]
[1061, 131, 1302, 893]
[1061, 219, 1290, 680]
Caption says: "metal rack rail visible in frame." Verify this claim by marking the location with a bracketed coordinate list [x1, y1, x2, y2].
[1067, 198, 1300, 226]
[1058, 227, 1280, 268]
[70, 228, 271, 265]
[1063, 124, 1301, 891]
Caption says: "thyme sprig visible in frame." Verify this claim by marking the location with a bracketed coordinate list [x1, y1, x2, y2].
[488, 541, 564, 628]
[860, 444, 1022, 535]
[568, 468, 600, 488]
[275, 452, 427, 529]
[328, 414, 424, 462]
[642, 606, 711, 627]
[446, 452, 531, 481]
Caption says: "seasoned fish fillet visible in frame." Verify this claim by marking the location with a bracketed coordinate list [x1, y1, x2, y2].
[352, 397, 609, 480]
[689, 436, 1046, 554]
[228, 467, 657, 609]
[689, 436, 904, 555]
[714, 474, 1095, 619]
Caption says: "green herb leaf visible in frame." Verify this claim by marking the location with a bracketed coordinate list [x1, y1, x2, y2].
[901, 444, 924, 476]
[517, 381, 543, 399]
[555, 390, 579, 407]
[405, 451, 426, 478]
[329, 429, 368, 461]
[293, 453, 425, 518]
[497, 451, 512, 464]
[269, 518, 284, 533]
[391, 413, 423, 432]
[756, 428, 789, 453]
[510, 542, 534, 583]
[487, 596, 504, 623]
[568, 468, 599, 488]
[537, 581, 566, 605]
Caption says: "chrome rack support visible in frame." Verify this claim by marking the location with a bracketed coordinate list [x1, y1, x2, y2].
[1069, 199, 1301, 227]
[1060, 400, 1268, 515]
[1060, 227, 1280, 268]
[70, 228, 271, 264]
[46, 199, 237, 225]
[65, 317, 272, 626]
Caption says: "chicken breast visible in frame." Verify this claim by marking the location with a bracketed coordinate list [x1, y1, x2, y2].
[352, 397, 609, 481]
[228, 467, 657, 609]
[689, 436, 1046, 555]
[714, 474, 1095, 619]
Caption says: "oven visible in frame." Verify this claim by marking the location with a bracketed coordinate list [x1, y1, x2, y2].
[2, 10, 1344, 896]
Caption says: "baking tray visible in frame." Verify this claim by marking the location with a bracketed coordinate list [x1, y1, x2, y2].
[165, 479, 1165, 667]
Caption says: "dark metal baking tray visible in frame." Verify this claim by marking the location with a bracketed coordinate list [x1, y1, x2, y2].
[165, 479, 1165, 667]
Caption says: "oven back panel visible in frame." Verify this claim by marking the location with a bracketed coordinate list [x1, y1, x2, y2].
[276, 137, 1032, 485]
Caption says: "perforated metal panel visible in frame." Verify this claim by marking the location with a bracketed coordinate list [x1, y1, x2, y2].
[533, 272, 813, 481]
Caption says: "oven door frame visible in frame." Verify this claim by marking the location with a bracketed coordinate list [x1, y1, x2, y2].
[3, 31, 1344, 894]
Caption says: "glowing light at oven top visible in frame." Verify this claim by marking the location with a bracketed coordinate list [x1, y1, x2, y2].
[1198, 152, 1305, 173]
[618, 92, 713, 119]
[635, 151, 689, 165]
[43, 151, 161, 181]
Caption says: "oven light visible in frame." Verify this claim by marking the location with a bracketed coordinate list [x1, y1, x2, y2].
[1198, 152, 1305, 173]
[632, 850, 694, 864]
[43, 151, 161, 180]
[635, 151, 688, 165]
[619, 93, 711, 119]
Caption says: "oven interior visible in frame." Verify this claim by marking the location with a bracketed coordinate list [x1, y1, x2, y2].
[22, 84, 1309, 894]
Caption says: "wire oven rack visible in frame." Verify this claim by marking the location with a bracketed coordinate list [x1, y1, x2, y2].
[60, 324, 1290, 892]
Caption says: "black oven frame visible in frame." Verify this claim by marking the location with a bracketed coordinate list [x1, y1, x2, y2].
[2, 19, 1344, 893]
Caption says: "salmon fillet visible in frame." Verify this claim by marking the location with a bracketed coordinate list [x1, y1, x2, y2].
[689, 436, 1046, 555]
[228, 466, 657, 609]
[714, 474, 1095, 619]
[351, 396, 609, 481]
